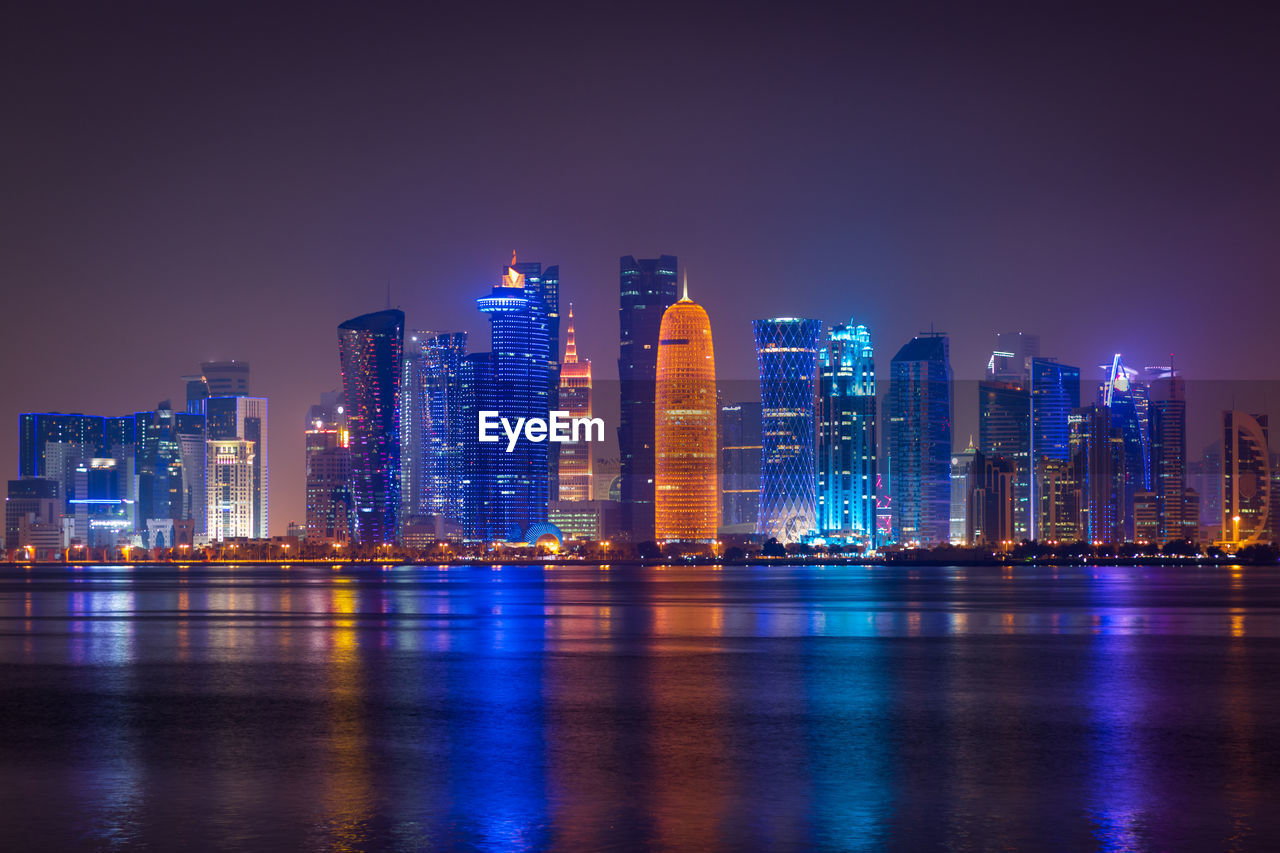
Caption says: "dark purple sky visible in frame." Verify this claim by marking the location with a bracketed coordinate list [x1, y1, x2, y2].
[4, 1, 1278, 532]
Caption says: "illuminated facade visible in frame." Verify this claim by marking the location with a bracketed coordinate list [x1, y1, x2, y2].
[1030, 358, 1080, 539]
[338, 309, 404, 545]
[1099, 354, 1150, 540]
[754, 317, 821, 543]
[719, 402, 762, 531]
[557, 305, 593, 502]
[1222, 410, 1271, 546]
[818, 321, 877, 544]
[305, 405, 351, 544]
[655, 280, 718, 542]
[206, 395, 269, 539]
[1072, 404, 1125, 544]
[618, 254, 679, 541]
[1149, 370, 1192, 544]
[887, 334, 953, 545]
[206, 439, 255, 541]
[978, 380, 1030, 541]
[423, 332, 468, 523]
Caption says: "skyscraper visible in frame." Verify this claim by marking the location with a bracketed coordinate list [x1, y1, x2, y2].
[754, 317, 821, 543]
[207, 439, 255, 540]
[1072, 404, 1126, 545]
[817, 320, 877, 544]
[338, 309, 404, 545]
[305, 404, 351, 544]
[1148, 369, 1190, 544]
[422, 332, 468, 524]
[508, 258, 561, 499]
[206, 395, 269, 538]
[557, 305, 593, 502]
[200, 360, 251, 397]
[655, 279, 717, 542]
[134, 402, 206, 540]
[618, 254, 678, 542]
[887, 334, 953, 545]
[1099, 354, 1151, 540]
[1029, 358, 1080, 539]
[19, 413, 106, 508]
[719, 402, 762, 532]
[1222, 411, 1271, 546]
[986, 332, 1041, 384]
[461, 260, 551, 540]
[978, 380, 1030, 541]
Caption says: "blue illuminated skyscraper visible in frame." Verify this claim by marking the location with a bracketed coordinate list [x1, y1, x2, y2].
[754, 318, 821, 543]
[978, 380, 1030, 541]
[338, 309, 404, 545]
[423, 331, 468, 525]
[887, 333, 952, 545]
[1029, 358, 1080, 539]
[817, 321, 877, 544]
[461, 261, 552, 540]
[1099, 354, 1150, 540]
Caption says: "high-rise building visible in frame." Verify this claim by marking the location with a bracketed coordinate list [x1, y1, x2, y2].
[5, 478, 60, 552]
[719, 402, 762, 532]
[967, 451, 1016, 547]
[461, 261, 552, 541]
[207, 439, 255, 540]
[978, 380, 1030, 542]
[72, 458, 131, 548]
[200, 361, 250, 397]
[655, 279, 717, 542]
[134, 402, 206, 539]
[401, 333, 428, 526]
[1148, 370, 1190, 544]
[19, 413, 106, 509]
[1099, 354, 1151, 540]
[1035, 455, 1080, 544]
[754, 317, 821, 543]
[305, 405, 352, 544]
[338, 309, 404, 545]
[206, 396, 269, 538]
[1029, 358, 1080, 539]
[817, 321, 877, 544]
[558, 305, 593, 502]
[1072, 404, 1126, 544]
[887, 334, 953, 545]
[508, 258, 560, 499]
[986, 332, 1041, 384]
[618, 254, 678, 542]
[1222, 411, 1271, 546]
[422, 332, 468, 524]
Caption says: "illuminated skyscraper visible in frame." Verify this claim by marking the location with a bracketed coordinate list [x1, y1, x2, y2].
[1072, 404, 1125, 544]
[1030, 358, 1080, 539]
[986, 332, 1040, 384]
[461, 258, 551, 540]
[305, 405, 351, 544]
[618, 254, 679, 542]
[135, 402, 205, 538]
[422, 332, 468, 523]
[887, 333, 952, 545]
[818, 321, 877, 544]
[1149, 369, 1191, 544]
[206, 395, 269, 538]
[338, 309, 404, 545]
[655, 279, 717, 542]
[19, 413, 105, 511]
[206, 439, 255, 540]
[508, 259, 561, 498]
[558, 305, 593, 502]
[754, 317, 821, 543]
[719, 401, 762, 531]
[1222, 410, 1271, 546]
[1099, 354, 1150, 540]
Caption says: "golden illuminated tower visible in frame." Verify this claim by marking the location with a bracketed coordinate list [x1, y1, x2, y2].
[557, 304, 593, 501]
[655, 275, 718, 541]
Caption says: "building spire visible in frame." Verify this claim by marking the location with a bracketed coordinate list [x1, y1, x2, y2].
[563, 303, 578, 364]
[680, 269, 691, 302]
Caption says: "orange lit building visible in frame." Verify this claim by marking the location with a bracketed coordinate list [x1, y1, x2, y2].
[655, 277, 718, 542]
[558, 304, 593, 501]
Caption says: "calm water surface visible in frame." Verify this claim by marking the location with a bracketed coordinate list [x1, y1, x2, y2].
[0, 563, 1277, 851]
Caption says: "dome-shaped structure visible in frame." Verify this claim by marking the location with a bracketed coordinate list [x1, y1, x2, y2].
[522, 522, 564, 546]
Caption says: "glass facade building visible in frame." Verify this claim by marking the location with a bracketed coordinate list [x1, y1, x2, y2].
[206, 396, 269, 539]
[338, 309, 404, 545]
[754, 318, 821, 543]
[817, 321, 877, 544]
[655, 284, 717, 542]
[423, 332, 468, 524]
[887, 334, 953, 545]
[618, 254, 678, 542]
[978, 380, 1030, 541]
[1222, 410, 1271, 546]
[1029, 358, 1080, 539]
[719, 402, 762, 532]
[1100, 355, 1151, 540]
[557, 306, 593, 502]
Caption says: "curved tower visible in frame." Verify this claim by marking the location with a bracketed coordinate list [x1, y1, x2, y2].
[655, 277, 718, 542]
[754, 317, 822, 542]
[1223, 410, 1271, 546]
[338, 309, 404, 545]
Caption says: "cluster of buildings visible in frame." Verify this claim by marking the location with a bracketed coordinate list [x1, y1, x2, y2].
[302, 254, 1278, 556]
[8, 255, 1275, 560]
[6, 362, 269, 558]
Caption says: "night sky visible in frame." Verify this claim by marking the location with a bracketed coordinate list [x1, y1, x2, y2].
[4, 1, 1278, 532]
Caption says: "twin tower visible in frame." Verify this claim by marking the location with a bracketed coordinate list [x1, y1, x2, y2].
[654, 275, 718, 543]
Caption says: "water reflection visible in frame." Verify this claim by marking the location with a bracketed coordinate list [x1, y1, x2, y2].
[0, 564, 1277, 850]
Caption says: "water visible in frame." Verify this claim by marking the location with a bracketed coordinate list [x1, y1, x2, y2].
[0, 563, 1277, 851]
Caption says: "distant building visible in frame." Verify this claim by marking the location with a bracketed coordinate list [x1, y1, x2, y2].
[1029, 358, 1080, 539]
[754, 318, 821, 543]
[19, 413, 105, 512]
[986, 332, 1040, 384]
[655, 279, 718, 542]
[72, 459, 131, 548]
[1148, 370, 1191, 544]
[305, 407, 351, 544]
[1035, 456, 1080, 544]
[618, 254, 678, 542]
[1072, 404, 1126, 544]
[207, 439, 256, 541]
[509, 260, 561, 499]
[549, 500, 622, 542]
[887, 334, 953, 545]
[135, 402, 206, 540]
[422, 332, 468, 526]
[206, 395, 269, 538]
[200, 360, 251, 397]
[1099, 355, 1151, 540]
[1222, 411, 1271, 546]
[719, 402, 762, 533]
[558, 305, 594, 502]
[817, 321, 877, 544]
[339, 309, 404, 545]
[978, 380, 1030, 542]
[5, 478, 60, 553]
